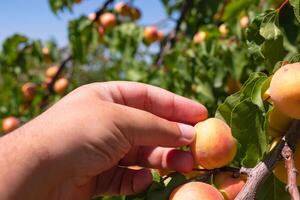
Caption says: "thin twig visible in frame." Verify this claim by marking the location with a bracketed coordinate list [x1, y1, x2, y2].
[156, 0, 193, 66]
[276, 0, 289, 13]
[281, 143, 300, 200]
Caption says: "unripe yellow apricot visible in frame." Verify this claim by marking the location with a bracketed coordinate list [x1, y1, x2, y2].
[214, 172, 246, 200]
[191, 118, 237, 169]
[169, 182, 224, 200]
[268, 107, 292, 134]
[270, 63, 300, 119]
[219, 24, 229, 37]
[273, 141, 300, 185]
[240, 16, 249, 29]
[193, 31, 207, 44]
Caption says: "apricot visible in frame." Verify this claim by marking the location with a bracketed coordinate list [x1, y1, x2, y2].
[2, 116, 21, 133]
[157, 31, 164, 41]
[268, 107, 292, 136]
[98, 26, 105, 39]
[273, 141, 300, 185]
[143, 26, 159, 44]
[219, 24, 229, 37]
[114, 2, 131, 16]
[46, 65, 59, 78]
[240, 16, 249, 29]
[99, 12, 117, 29]
[42, 47, 49, 55]
[214, 172, 246, 200]
[88, 12, 96, 21]
[191, 118, 237, 169]
[269, 63, 300, 119]
[74, 0, 82, 4]
[169, 182, 224, 200]
[54, 78, 69, 94]
[129, 7, 141, 20]
[193, 31, 207, 44]
[21, 82, 36, 101]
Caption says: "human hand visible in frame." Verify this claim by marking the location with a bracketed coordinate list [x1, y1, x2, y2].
[0, 82, 207, 200]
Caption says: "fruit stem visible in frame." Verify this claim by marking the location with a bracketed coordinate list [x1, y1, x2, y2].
[276, 0, 289, 13]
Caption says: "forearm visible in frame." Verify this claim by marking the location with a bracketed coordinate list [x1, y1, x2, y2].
[0, 120, 66, 199]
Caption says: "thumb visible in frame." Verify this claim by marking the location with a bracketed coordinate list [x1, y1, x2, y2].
[113, 103, 196, 147]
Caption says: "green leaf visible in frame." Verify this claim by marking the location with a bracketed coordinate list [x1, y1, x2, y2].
[222, 0, 257, 21]
[259, 10, 281, 40]
[290, 0, 300, 23]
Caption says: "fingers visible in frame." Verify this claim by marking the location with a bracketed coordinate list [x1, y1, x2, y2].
[89, 81, 208, 125]
[113, 103, 195, 147]
[120, 147, 194, 173]
[95, 167, 152, 196]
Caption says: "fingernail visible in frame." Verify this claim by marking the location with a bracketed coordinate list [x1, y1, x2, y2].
[178, 123, 195, 140]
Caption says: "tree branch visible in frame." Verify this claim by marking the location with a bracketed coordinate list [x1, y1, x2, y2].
[282, 143, 300, 200]
[235, 120, 300, 200]
[155, 0, 193, 66]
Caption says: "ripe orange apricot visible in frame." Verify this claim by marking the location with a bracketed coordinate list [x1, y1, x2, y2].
[143, 26, 159, 44]
[273, 141, 300, 185]
[240, 16, 249, 29]
[2, 116, 21, 133]
[214, 172, 246, 200]
[54, 78, 69, 94]
[129, 7, 141, 20]
[114, 2, 131, 16]
[46, 65, 59, 78]
[99, 12, 117, 29]
[191, 118, 237, 169]
[193, 31, 207, 44]
[21, 82, 36, 101]
[157, 31, 164, 41]
[169, 182, 224, 200]
[270, 63, 300, 119]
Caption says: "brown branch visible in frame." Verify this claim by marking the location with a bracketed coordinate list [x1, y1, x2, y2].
[235, 120, 300, 200]
[276, 0, 289, 13]
[155, 0, 193, 66]
[282, 143, 300, 200]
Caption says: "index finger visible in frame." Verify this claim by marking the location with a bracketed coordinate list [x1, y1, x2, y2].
[88, 81, 208, 124]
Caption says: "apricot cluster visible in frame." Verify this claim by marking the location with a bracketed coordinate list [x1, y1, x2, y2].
[143, 26, 164, 45]
[267, 62, 300, 185]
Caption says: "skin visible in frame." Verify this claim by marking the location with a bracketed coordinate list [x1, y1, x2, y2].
[214, 172, 246, 200]
[0, 81, 207, 200]
[191, 118, 237, 169]
[169, 182, 224, 200]
[270, 62, 300, 119]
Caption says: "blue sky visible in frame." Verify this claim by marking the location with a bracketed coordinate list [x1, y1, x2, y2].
[0, 0, 170, 46]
